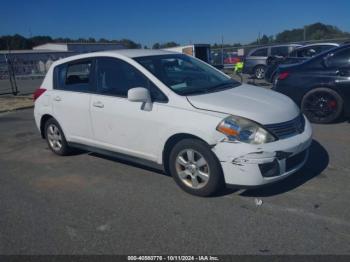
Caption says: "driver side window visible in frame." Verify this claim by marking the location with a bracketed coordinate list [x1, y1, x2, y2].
[95, 57, 167, 102]
[327, 48, 350, 68]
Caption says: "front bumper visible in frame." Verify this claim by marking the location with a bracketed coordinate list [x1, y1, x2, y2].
[212, 117, 312, 187]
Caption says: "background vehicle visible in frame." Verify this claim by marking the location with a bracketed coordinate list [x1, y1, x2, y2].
[265, 43, 339, 83]
[164, 44, 211, 63]
[224, 51, 241, 65]
[242, 44, 301, 79]
[273, 44, 350, 123]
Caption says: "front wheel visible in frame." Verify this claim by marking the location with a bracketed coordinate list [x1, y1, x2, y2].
[168, 139, 224, 197]
[301, 88, 343, 123]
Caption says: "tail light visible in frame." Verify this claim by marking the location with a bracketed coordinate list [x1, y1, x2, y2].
[33, 88, 47, 101]
[278, 71, 290, 80]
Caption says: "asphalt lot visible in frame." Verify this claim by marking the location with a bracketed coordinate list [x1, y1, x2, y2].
[0, 109, 350, 255]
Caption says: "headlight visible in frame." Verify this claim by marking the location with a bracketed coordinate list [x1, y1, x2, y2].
[216, 116, 276, 144]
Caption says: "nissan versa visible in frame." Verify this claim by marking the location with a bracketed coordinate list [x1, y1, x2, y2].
[33, 50, 312, 196]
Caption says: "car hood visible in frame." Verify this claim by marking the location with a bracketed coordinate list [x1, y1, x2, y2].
[186, 84, 300, 124]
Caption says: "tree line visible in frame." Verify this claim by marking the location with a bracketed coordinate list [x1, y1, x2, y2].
[213, 23, 350, 48]
[0, 34, 181, 50]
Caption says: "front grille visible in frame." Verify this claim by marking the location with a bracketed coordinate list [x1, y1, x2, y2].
[286, 150, 307, 171]
[265, 114, 305, 139]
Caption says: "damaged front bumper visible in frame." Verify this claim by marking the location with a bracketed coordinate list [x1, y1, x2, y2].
[212, 118, 312, 187]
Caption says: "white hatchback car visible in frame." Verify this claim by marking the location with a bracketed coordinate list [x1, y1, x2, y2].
[34, 49, 312, 196]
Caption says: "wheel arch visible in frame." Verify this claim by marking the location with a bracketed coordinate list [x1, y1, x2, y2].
[253, 64, 266, 71]
[40, 114, 54, 138]
[302, 85, 345, 104]
[162, 133, 213, 174]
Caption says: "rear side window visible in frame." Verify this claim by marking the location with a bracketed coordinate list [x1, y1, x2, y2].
[289, 50, 297, 57]
[95, 57, 167, 102]
[327, 48, 350, 68]
[54, 60, 92, 92]
[297, 46, 328, 58]
[271, 46, 289, 57]
[250, 48, 268, 57]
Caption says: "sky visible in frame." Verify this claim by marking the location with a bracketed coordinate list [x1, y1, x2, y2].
[1, 0, 350, 47]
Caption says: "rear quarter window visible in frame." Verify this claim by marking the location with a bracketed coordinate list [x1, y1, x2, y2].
[271, 46, 289, 57]
[54, 60, 93, 92]
[250, 48, 268, 57]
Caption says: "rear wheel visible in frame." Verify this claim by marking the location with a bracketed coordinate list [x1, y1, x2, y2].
[254, 65, 266, 79]
[44, 118, 72, 155]
[168, 139, 224, 197]
[301, 88, 343, 123]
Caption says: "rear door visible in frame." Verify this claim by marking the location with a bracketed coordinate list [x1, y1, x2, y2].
[89, 57, 168, 161]
[326, 47, 350, 96]
[52, 59, 94, 143]
[301, 47, 350, 96]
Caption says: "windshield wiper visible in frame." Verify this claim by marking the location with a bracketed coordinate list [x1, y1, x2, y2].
[206, 81, 235, 91]
[180, 80, 239, 96]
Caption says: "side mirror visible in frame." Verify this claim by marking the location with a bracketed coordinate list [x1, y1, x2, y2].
[127, 87, 152, 111]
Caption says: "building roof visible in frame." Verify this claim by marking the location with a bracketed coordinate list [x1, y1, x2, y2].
[33, 42, 125, 51]
[0, 49, 72, 54]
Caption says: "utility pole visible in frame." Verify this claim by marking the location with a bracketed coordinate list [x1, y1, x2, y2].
[221, 34, 224, 65]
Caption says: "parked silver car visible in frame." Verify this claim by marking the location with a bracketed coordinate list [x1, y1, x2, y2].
[243, 44, 301, 79]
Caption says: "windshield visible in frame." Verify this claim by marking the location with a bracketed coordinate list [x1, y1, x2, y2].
[134, 54, 240, 95]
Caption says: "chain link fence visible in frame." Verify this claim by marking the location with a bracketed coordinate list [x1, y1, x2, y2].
[0, 54, 17, 95]
[0, 52, 74, 96]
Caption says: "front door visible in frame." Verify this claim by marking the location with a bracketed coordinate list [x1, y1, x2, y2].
[89, 57, 167, 162]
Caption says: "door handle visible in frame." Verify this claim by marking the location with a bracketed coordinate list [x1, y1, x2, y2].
[336, 69, 350, 77]
[92, 101, 104, 108]
[54, 96, 61, 102]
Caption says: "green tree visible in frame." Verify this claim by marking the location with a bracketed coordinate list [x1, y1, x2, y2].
[152, 43, 161, 49]
[260, 35, 269, 45]
[160, 41, 179, 48]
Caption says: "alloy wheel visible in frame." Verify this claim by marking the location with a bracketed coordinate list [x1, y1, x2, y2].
[175, 149, 210, 189]
[47, 124, 63, 152]
[303, 91, 339, 121]
[255, 67, 265, 79]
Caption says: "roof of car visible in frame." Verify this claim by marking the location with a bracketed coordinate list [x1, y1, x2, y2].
[107, 49, 177, 58]
[295, 43, 340, 49]
[253, 44, 302, 50]
[51, 49, 179, 66]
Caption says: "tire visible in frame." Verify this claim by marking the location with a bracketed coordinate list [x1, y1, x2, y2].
[168, 138, 224, 197]
[44, 118, 72, 155]
[301, 88, 343, 124]
[254, 65, 266, 79]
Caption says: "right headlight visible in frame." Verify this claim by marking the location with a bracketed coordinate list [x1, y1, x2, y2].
[216, 115, 276, 144]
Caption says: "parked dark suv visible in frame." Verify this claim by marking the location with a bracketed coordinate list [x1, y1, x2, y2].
[242, 44, 301, 79]
[265, 43, 339, 83]
[273, 44, 350, 123]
